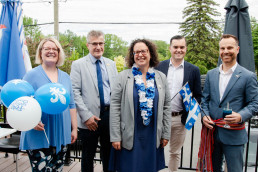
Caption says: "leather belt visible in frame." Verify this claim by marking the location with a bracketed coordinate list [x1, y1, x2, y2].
[172, 111, 183, 117]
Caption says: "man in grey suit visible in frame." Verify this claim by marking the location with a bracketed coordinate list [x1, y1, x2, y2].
[70, 30, 118, 172]
[202, 34, 258, 172]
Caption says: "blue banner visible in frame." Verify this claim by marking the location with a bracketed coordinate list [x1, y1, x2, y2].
[0, 1, 26, 88]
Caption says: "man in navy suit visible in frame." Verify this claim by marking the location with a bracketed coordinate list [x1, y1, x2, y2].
[156, 35, 202, 172]
[202, 34, 258, 172]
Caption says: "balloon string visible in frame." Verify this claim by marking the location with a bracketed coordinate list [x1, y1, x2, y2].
[43, 129, 50, 145]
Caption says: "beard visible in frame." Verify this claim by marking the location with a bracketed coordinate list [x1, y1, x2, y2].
[221, 53, 237, 64]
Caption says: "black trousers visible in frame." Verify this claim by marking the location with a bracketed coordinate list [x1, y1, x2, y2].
[79, 110, 112, 172]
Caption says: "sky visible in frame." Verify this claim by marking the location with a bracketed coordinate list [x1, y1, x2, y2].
[2, 0, 258, 43]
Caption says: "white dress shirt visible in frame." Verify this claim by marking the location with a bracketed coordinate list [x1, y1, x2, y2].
[219, 63, 238, 101]
[167, 59, 184, 112]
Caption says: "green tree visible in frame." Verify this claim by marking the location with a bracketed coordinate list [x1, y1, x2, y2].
[58, 30, 89, 73]
[153, 40, 170, 61]
[23, 16, 43, 68]
[59, 30, 88, 59]
[180, 0, 221, 73]
[104, 34, 128, 60]
[114, 55, 125, 72]
[251, 17, 258, 74]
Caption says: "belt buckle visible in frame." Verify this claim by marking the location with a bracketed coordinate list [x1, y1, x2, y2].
[172, 111, 181, 116]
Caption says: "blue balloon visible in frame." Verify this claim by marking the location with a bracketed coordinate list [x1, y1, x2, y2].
[35, 83, 70, 114]
[0, 79, 34, 107]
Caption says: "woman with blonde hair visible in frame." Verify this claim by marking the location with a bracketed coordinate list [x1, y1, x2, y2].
[20, 37, 77, 171]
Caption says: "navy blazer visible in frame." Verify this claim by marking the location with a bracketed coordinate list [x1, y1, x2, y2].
[156, 60, 202, 125]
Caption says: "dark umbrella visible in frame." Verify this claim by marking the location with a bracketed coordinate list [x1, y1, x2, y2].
[218, 0, 255, 72]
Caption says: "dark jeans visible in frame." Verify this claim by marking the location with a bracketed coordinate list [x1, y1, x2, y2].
[27, 145, 67, 172]
[79, 110, 112, 172]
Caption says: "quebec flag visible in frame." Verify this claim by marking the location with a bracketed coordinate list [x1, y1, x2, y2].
[179, 82, 201, 130]
[0, 0, 32, 89]
[179, 82, 192, 112]
[185, 98, 201, 130]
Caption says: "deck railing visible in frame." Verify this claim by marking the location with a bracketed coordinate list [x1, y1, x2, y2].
[1, 104, 257, 171]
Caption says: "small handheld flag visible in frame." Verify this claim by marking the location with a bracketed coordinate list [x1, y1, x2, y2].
[179, 82, 201, 130]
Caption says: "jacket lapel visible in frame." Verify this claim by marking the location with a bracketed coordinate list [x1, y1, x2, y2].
[154, 70, 163, 111]
[220, 66, 242, 103]
[103, 58, 113, 89]
[127, 69, 135, 118]
[183, 61, 189, 85]
[214, 68, 221, 103]
[85, 55, 98, 91]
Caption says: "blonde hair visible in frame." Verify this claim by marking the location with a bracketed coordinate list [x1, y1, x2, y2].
[35, 37, 66, 67]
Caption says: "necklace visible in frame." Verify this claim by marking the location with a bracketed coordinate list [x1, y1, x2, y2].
[132, 64, 155, 126]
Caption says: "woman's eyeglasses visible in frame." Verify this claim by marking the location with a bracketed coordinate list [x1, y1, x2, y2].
[133, 49, 149, 56]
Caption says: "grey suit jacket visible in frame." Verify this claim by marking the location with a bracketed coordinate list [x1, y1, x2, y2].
[70, 54, 118, 129]
[110, 69, 172, 150]
[201, 64, 258, 145]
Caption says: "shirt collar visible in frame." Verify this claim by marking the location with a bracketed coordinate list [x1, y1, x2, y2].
[219, 62, 238, 74]
[169, 59, 184, 68]
[89, 53, 104, 64]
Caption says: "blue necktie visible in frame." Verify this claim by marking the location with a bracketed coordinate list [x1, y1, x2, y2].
[96, 60, 105, 112]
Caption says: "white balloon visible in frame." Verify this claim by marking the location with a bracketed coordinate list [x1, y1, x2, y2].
[7, 96, 42, 131]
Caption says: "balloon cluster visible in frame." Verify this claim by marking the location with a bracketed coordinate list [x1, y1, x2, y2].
[0, 79, 70, 131]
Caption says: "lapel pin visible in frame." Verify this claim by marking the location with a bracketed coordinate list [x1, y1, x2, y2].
[236, 75, 240, 78]
[107, 63, 110, 66]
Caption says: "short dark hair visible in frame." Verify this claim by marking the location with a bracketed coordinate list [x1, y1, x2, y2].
[220, 34, 239, 46]
[126, 39, 159, 68]
[170, 35, 187, 46]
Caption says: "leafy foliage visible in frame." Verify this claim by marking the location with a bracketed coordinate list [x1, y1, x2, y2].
[103, 34, 128, 60]
[152, 40, 170, 61]
[114, 55, 126, 73]
[180, 0, 221, 74]
[23, 16, 43, 68]
[251, 17, 258, 75]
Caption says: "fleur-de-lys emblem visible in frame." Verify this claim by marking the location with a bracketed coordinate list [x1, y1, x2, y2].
[9, 100, 28, 111]
[49, 87, 66, 105]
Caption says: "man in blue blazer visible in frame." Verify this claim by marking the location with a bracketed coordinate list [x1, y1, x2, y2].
[202, 34, 258, 172]
[156, 35, 202, 172]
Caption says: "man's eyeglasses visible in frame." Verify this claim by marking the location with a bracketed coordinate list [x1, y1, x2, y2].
[133, 49, 149, 56]
[42, 47, 59, 52]
[88, 42, 105, 46]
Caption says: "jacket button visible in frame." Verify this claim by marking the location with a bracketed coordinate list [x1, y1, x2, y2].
[219, 105, 221, 108]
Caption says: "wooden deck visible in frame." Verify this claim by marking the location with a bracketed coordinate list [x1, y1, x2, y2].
[0, 152, 102, 172]
[0, 152, 189, 172]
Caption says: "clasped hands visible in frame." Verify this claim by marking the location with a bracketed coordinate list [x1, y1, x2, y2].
[202, 111, 242, 129]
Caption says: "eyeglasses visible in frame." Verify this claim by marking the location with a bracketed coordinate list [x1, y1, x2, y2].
[133, 49, 149, 56]
[88, 42, 105, 46]
[42, 47, 59, 52]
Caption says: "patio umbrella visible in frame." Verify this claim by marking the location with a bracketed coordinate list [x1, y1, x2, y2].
[218, 0, 255, 72]
[0, 0, 32, 89]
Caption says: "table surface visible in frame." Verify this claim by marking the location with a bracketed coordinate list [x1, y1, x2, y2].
[0, 128, 17, 138]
